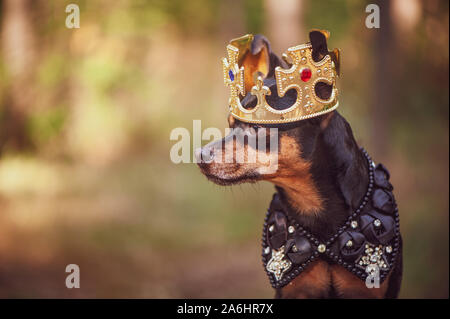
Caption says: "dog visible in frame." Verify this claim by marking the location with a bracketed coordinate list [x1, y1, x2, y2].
[196, 30, 402, 299]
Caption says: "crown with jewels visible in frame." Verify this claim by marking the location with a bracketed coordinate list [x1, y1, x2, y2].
[222, 32, 340, 124]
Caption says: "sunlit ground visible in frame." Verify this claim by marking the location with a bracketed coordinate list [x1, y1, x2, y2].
[0, 141, 447, 298]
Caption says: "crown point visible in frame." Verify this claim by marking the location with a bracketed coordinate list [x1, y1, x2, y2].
[300, 68, 312, 82]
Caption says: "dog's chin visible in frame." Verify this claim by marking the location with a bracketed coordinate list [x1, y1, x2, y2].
[201, 171, 260, 186]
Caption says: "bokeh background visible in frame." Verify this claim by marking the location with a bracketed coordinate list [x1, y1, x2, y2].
[0, 0, 448, 298]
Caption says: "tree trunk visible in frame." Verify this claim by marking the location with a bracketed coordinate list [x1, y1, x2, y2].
[264, 0, 303, 54]
[371, 0, 394, 156]
[0, 0, 36, 154]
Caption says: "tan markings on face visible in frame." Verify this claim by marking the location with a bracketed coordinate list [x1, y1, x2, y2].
[280, 259, 331, 298]
[202, 126, 271, 182]
[329, 264, 390, 298]
[263, 135, 323, 216]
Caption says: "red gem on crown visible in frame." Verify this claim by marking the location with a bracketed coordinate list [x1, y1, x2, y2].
[300, 68, 312, 82]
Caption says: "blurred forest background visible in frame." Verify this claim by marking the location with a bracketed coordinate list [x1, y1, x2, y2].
[0, 0, 448, 298]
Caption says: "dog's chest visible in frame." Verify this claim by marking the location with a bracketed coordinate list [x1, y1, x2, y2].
[278, 259, 390, 298]
[261, 156, 401, 294]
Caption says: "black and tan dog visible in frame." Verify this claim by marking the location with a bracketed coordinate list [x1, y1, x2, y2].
[196, 31, 402, 299]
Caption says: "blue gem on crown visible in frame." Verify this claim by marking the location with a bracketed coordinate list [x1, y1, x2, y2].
[228, 69, 234, 82]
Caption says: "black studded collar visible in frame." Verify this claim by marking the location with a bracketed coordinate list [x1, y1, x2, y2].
[261, 149, 401, 289]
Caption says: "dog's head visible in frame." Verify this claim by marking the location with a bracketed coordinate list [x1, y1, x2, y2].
[196, 31, 339, 191]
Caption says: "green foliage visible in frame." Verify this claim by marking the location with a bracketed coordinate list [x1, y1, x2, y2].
[26, 106, 67, 146]
[37, 54, 69, 88]
[244, 0, 265, 34]
[304, 0, 365, 40]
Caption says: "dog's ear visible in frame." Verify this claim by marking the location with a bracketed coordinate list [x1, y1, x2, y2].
[309, 29, 340, 101]
[232, 34, 283, 93]
[309, 29, 340, 76]
[309, 29, 330, 62]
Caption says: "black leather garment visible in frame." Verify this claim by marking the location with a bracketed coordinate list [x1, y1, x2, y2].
[261, 150, 401, 289]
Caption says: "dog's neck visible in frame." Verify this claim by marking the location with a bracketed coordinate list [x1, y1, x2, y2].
[276, 113, 369, 241]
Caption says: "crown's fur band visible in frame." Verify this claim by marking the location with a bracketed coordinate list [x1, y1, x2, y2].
[222, 33, 340, 124]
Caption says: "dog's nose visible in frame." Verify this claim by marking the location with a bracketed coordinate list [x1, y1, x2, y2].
[195, 147, 214, 163]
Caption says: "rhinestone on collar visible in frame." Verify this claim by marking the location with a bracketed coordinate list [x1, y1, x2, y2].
[266, 246, 292, 281]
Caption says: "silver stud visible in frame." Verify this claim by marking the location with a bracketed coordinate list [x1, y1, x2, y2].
[292, 245, 298, 252]
[346, 240, 353, 248]
[269, 225, 274, 232]
[373, 219, 381, 227]
[264, 246, 271, 255]
[288, 226, 295, 233]
[318, 244, 326, 253]
[386, 246, 393, 254]
[351, 220, 358, 229]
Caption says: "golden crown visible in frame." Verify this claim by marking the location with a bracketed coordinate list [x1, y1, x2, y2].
[222, 32, 340, 124]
